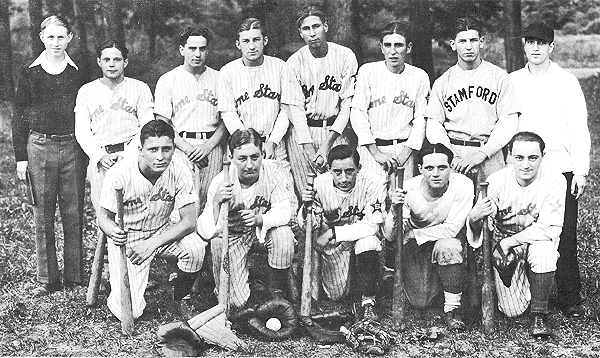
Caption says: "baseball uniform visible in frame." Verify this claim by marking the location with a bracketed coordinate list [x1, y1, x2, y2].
[351, 62, 430, 183]
[510, 62, 590, 308]
[467, 165, 566, 317]
[197, 160, 294, 308]
[154, 65, 224, 211]
[100, 155, 206, 320]
[426, 60, 520, 180]
[285, 42, 358, 194]
[75, 77, 154, 210]
[298, 169, 386, 300]
[382, 173, 474, 309]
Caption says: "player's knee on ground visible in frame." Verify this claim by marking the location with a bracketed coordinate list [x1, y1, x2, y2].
[527, 241, 559, 273]
[432, 238, 464, 266]
[266, 226, 294, 269]
[176, 232, 207, 273]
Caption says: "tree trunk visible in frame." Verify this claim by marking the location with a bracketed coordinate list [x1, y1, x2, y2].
[0, 0, 13, 100]
[148, 1, 156, 59]
[73, 0, 91, 81]
[325, 0, 362, 64]
[29, 0, 44, 56]
[408, 0, 435, 81]
[103, 0, 125, 43]
[503, 0, 524, 73]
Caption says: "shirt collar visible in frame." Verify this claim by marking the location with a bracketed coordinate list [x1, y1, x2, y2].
[29, 50, 78, 74]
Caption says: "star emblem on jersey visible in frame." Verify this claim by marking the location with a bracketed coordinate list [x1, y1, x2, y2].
[371, 200, 383, 214]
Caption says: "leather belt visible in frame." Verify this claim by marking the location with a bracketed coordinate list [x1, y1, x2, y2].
[30, 130, 75, 141]
[449, 138, 483, 147]
[375, 138, 407, 146]
[307, 116, 336, 128]
[179, 131, 214, 140]
[104, 142, 128, 154]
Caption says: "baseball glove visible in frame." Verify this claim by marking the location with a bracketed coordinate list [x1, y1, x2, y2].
[346, 319, 392, 355]
[156, 321, 205, 357]
[300, 316, 346, 345]
[492, 243, 518, 287]
[245, 298, 299, 341]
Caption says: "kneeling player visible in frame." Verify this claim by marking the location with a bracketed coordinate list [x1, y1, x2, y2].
[98, 120, 206, 320]
[197, 128, 295, 308]
[384, 144, 474, 330]
[300, 145, 386, 320]
[468, 131, 565, 338]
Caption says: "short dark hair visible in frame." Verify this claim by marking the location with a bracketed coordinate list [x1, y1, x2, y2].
[178, 25, 213, 47]
[417, 144, 454, 165]
[379, 21, 412, 44]
[507, 131, 545, 154]
[453, 16, 483, 38]
[237, 18, 265, 36]
[140, 120, 175, 146]
[228, 128, 263, 154]
[40, 15, 72, 34]
[296, 5, 327, 28]
[327, 145, 360, 167]
[96, 40, 129, 60]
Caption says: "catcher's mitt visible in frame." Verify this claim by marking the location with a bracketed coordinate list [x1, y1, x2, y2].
[345, 319, 391, 355]
[246, 298, 299, 341]
[156, 321, 205, 357]
[300, 316, 346, 345]
[492, 243, 518, 287]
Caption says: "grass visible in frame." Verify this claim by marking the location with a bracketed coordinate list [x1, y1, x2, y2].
[2, 77, 600, 356]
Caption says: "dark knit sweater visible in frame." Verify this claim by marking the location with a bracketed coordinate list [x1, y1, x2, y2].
[12, 63, 84, 162]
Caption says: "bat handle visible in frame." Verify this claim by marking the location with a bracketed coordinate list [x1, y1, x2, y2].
[114, 186, 134, 335]
[392, 167, 405, 330]
[219, 159, 231, 317]
[479, 182, 494, 334]
[300, 173, 316, 318]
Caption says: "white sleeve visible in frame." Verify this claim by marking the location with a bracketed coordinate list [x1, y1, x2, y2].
[75, 89, 105, 166]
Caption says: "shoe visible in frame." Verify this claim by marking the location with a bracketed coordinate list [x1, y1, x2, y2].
[530, 314, 552, 338]
[444, 310, 466, 331]
[362, 302, 378, 321]
[63, 281, 82, 289]
[563, 304, 584, 318]
[31, 282, 61, 297]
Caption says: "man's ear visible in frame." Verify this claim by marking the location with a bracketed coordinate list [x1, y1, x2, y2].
[450, 39, 457, 52]
[124, 58, 128, 68]
[479, 36, 485, 48]
[235, 40, 241, 51]
[263, 36, 269, 47]
[549, 42, 555, 54]
[406, 42, 413, 54]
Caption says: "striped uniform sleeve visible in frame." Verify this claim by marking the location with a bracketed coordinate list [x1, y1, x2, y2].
[174, 164, 196, 210]
[425, 75, 453, 151]
[330, 50, 359, 135]
[197, 172, 223, 240]
[125, 82, 155, 156]
[75, 84, 106, 166]
[281, 63, 312, 144]
[257, 166, 291, 242]
[218, 66, 244, 133]
[99, 166, 123, 214]
[404, 71, 430, 151]
[350, 65, 376, 146]
[153, 73, 174, 119]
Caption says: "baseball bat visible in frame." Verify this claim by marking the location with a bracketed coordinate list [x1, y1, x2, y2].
[392, 167, 405, 330]
[191, 167, 203, 294]
[300, 173, 317, 318]
[480, 182, 495, 334]
[218, 159, 231, 317]
[115, 184, 134, 335]
[86, 228, 107, 306]
[466, 169, 480, 313]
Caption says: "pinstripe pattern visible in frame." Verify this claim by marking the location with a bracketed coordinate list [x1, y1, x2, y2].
[357, 143, 416, 184]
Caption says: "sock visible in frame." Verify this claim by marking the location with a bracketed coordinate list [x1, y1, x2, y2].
[356, 251, 380, 298]
[173, 269, 197, 301]
[437, 263, 465, 294]
[384, 240, 396, 269]
[444, 292, 462, 313]
[362, 295, 376, 306]
[529, 271, 555, 314]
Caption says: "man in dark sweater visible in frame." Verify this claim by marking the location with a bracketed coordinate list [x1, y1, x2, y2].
[12, 15, 86, 296]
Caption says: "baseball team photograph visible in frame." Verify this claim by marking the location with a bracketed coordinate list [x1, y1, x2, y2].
[1, 0, 600, 356]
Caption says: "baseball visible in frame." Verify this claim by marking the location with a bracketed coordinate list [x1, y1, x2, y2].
[266, 317, 281, 331]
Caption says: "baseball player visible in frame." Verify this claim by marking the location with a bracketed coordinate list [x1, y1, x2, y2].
[383, 144, 474, 331]
[75, 40, 154, 212]
[467, 131, 566, 338]
[154, 25, 227, 211]
[197, 128, 295, 309]
[351, 21, 430, 184]
[12, 16, 87, 295]
[285, 5, 358, 195]
[426, 16, 520, 181]
[509, 22, 590, 318]
[98, 120, 206, 320]
[299, 145, 386, 321]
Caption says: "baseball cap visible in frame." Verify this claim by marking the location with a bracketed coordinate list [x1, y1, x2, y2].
[521, 22, 554, 43]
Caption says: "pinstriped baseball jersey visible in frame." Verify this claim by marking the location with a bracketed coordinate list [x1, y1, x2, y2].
[154, 65, 219, 132]
[100, 155, 196, 232]
[218, 56, 303, 137]
[287, 42, 358, 132]
[351, 62, 429, 148]
[75, 77, 153, 149]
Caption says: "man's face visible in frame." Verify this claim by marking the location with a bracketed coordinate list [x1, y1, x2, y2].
[299, 15, 328, 49]
[97, 47, 127, 80]
[451, 29, 483, 65]
[380, 33, 411, 68]
[236, 29, 267, 65]
[39, 24, 72, 58]
[419, 153, 451, 190]
[232, 143, 263, 184]
[329, 157, 359, 193]
[510, 140, 543, 186]
[523, 38, 553, 66]
[139, 136, 175, 176]
[180, 35, 208, 69]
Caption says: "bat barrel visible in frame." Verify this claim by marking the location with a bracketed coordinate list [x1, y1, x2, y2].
[115, 186, 134, 335]
[300, 173, 316, 317]
[86, 229, 107, 306]
[392, 168, 405, 330]
[479, 182, 494, 334]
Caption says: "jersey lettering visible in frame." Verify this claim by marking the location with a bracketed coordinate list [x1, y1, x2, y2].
[197, 88, 218, 107]
[392, 91, 415, 108]
[150, 187, 175, 202]
[318, 75, 342, 92]
[341, 205, 365, 220]
[174, 96, 191, 113]
[443, 85, 498, 112]
[249, 195, 272, 211]
[369, 96, 387, 109]
[90, 105, 105, 121]
[111, 97, 137, 116]
[124, 197, 143, 207]
[301, 84, 314, 98]
[254, 84, 281, 101]
[235, 92, 250, 106]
